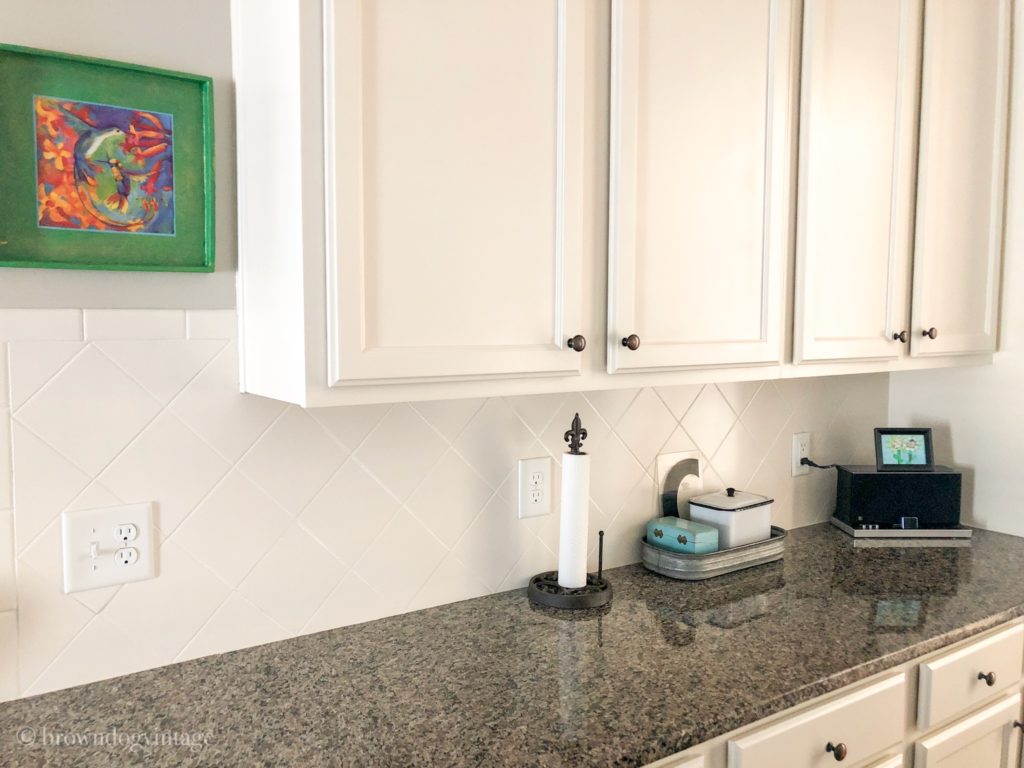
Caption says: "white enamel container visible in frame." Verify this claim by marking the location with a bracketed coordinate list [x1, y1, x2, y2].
[689, 487, 773, 550]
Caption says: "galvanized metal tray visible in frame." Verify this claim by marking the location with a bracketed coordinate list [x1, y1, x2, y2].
[641, 526, 787, 581]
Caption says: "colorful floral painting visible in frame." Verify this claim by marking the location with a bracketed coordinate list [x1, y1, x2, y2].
[880, 434, 926, 465]
[34, 96, 174, 234]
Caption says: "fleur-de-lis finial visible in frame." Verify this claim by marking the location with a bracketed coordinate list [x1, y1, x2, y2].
[563, 412, 588, 455]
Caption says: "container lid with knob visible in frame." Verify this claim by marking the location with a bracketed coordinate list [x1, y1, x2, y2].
[690, 487, 773, 512]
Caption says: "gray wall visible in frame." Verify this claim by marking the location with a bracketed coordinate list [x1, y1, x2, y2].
[0, 0, 236, 308]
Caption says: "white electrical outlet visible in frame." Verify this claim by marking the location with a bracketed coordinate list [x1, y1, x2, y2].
[61, 503, 157, 593]
[792, 432, 810, 476]
[518, 457, 552, 519]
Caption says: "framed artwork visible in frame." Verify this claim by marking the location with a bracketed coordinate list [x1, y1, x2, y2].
[0, 44, 214, 271]
[874, 427, 934, 472]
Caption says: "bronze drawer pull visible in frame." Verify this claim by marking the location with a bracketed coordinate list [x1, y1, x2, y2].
[978, 671, 997, 687]
[922, 327, 938, 340]
[621, 334, 640, 350]
[567, 335, 587, 352]
[826, 742, 847, 761]
[893, 330, 909, 343]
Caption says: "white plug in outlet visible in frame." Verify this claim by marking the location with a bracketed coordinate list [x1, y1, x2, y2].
[518, 457, 552, 519]
[115, 547, 140, 566]
[792, 432, 810, 476]
[61, 503, 157, 593]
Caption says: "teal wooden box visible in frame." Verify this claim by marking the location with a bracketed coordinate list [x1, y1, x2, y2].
[646, 517, 719, 555]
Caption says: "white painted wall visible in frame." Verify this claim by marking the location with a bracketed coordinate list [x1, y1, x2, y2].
[0, 0, 236, 309]
[889, 3, 1024, 537]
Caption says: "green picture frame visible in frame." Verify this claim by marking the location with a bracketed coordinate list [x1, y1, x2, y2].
[0, 43, 214, 272]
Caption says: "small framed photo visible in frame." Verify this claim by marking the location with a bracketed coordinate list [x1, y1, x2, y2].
[874, 428, 934, 472]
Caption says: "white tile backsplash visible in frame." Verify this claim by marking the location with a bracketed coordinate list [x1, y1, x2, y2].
[0, 309, 888, 700]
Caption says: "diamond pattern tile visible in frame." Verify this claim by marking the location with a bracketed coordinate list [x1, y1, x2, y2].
[12, 424, 91, 553]
[413, 398, 485, 442]
[172, 471, 291, 586]
[453, 399, 535, 489]
[16, 346, 161, 475]
[7, 341, 85, 410]
[681, 385, 736, 458]
[177, 594, 289, 662]
[298, 460, 400, 567]
[352, 508, 447, 611]
[99, 412, 231, 535]
[0, 309, 890, 699]
[237, 526, 343, 633]
[100, 540, 230, 661]
[355, 404, 447, 501]
[97, 339, 226, 404]
[238, 407, 348, 516]
[406, 450, 494, 548]
[614, 388, 676, 469]
[310, 404, 391, 453]
[170, 343, 287, 463]
[584, 388, 639, 429]
[717, 381, 763, 416]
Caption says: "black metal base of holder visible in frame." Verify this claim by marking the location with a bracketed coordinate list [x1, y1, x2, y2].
[527, 571, 613, 610]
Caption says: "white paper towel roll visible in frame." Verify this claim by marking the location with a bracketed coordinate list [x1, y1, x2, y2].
[557, 453, 590, 589]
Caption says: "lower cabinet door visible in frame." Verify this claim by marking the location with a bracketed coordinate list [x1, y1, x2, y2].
[915, 692, 1022, 768]
[727, 674, 906, 768]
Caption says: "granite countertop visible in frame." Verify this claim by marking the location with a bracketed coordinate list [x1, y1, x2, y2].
[3, 522, 1024, 767]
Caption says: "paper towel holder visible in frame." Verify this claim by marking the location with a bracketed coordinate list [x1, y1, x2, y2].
[527, 530, 613, 610]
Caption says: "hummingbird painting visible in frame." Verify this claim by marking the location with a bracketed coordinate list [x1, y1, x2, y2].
[35, 96, 175, 234]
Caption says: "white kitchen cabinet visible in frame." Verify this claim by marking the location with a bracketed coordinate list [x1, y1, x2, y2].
[910, 0, 1011, 358]
[794, 0, 1010, 365]
[918, 622, 1024, 729]
[325, 0, 585, 384]
[606, 0, 798, 374]
[793, 0, 921, 363]
[915, 693, 1022, 768]
[727, 673, 906, 768]
[234, 0, 586, 405]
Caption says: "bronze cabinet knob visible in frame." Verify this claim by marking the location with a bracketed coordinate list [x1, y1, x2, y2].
[567, 335, 587, 352]
[826, 742, 848, 761]
[1014, 721, 1023, 731]
[922, 327, 938, 339]
[621, 334, 641, 350]
[978, 671, 997, 687]
[893, 330, 909, 343]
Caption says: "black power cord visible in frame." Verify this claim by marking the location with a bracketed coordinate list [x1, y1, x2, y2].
[801, 457, 837, 470]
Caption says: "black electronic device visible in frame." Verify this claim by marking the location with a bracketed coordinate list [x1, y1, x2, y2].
[833, 464, 962, 532]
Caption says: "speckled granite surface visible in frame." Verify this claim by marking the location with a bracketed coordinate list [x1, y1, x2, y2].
[3, 522, 1024, 767]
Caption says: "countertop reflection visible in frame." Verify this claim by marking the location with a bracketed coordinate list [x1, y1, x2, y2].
[2, 523, 1022, 768]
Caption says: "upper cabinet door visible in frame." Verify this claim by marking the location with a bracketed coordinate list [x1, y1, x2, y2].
[326, 0, 584, 385]
[607, 0, 797, 374]
[793, 0, 921, 364]
[911, 0, 1011, 358]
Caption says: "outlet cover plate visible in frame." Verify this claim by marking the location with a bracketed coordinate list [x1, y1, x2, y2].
[792, 433, 810, 477]
[61, 503, 157, 593]
[518, 456, 552, 519]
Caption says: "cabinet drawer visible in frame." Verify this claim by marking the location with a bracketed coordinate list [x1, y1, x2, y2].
[728, 673, 906, 768]
[918, 623, 1024, 729]
[915, 692, 1022, 768]
[642, 755, 703, 768]
[868, 757, 904, 768]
